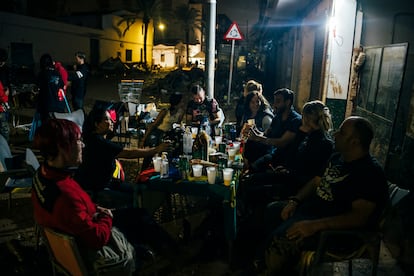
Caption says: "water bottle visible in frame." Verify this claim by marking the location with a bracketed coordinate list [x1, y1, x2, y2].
[183, 127, 193, 155]
[160, 152, 169, 178]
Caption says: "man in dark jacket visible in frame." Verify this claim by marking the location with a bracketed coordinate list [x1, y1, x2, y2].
[70, 51, 90, 110]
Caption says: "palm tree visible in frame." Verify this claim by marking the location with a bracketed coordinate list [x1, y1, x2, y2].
[118, 0, 163, 70]
[174, 4, 202, 66]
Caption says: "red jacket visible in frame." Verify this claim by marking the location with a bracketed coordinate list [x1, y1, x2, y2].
[54, 62, 69, 87]
[0, 81, 8, 112]
[32, 164, 112, 249]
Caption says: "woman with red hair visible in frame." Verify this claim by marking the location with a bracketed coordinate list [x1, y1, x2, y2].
[32, 119, 177, 274]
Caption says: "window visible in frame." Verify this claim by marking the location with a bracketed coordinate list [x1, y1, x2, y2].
[161, 54, 165, 62]
[357, 44, 407, 120]
[126, 49, 132, 62]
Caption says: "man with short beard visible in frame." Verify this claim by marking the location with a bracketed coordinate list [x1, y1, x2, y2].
[245, 88, 302, 172]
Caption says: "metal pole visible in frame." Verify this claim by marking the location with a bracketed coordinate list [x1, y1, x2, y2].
[206, 0, 216, 99]
[227, 39, 235, 105]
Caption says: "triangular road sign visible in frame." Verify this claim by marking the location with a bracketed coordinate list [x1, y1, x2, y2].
[224, 22, 244, 40]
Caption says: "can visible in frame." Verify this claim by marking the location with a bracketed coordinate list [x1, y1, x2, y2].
[218, 142, 226, 153]
[179, 155, 190, 179]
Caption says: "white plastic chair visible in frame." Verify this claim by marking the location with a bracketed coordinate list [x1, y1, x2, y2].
[0, 135, 40, 209]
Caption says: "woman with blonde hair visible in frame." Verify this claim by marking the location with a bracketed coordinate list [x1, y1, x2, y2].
[300, 100, 333, 135]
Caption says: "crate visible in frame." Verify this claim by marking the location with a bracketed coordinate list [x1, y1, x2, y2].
[118, 79, 144, 103]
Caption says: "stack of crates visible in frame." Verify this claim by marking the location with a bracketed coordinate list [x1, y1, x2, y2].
[116, 79, 144, 146]
[118, 79, 144, 104]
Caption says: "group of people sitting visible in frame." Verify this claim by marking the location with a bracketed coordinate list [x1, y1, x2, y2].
[234, 80, 388, 274]
[30, 75, 389, 275]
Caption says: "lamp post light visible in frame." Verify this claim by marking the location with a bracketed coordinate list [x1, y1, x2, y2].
[158, 23, 166, 31]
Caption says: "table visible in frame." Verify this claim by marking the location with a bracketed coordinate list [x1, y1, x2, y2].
[137, 174, 238, 241]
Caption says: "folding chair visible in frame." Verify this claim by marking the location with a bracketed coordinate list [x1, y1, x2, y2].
[0, 135, 40, 209]
[42, 227, 89, 276]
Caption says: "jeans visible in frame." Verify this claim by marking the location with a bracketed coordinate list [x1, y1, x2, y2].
[0, 112, 10, 142]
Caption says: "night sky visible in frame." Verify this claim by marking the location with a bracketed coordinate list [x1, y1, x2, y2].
[217, 0, 260, 35]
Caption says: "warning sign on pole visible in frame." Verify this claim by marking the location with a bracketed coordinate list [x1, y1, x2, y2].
[223, 22, 244, 105]
[224, 22, 244, 40]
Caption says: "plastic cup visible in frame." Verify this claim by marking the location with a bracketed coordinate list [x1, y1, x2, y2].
[191, 127, 198, 139]
[232, 141, 241, 152]
[153, 156, 162, 172]
[192, 164, 203, 177]
[206, 166, 216, 184]
[223, 168, 234, 186]
[228, 148, 237, 161]
[215, 136, 223, 145]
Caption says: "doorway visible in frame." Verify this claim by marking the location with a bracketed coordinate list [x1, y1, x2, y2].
[355, 43, 408, 167]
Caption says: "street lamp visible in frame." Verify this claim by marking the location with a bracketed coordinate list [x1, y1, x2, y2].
[158, 23, 166, 31]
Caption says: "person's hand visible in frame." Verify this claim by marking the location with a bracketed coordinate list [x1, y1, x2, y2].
[241, 123, 252, 138]
[286, 220, 319, 242]
[96, 206, 113, 218]
[248, 127, 262, 141]
[274, 165, 290, 174]
[281, 201, 297, 220]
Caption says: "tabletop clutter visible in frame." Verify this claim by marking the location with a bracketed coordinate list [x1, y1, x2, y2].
[151, 122, 243, 186]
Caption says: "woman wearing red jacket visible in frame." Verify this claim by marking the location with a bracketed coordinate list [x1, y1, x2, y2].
[0, 81, 9, 141]
[32, 119, 177, 274]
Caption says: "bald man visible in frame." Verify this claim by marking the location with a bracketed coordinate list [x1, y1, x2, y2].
[259, 116, 388, 275]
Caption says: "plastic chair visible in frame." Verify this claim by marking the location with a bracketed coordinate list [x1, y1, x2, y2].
[42, 227, 89, 276]
[52, 109, 85, 130]
[0, 135, 40, 209]
[304, 183, 410, 276]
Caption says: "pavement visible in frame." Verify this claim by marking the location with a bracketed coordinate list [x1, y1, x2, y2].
[0, 73, 407, 275]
